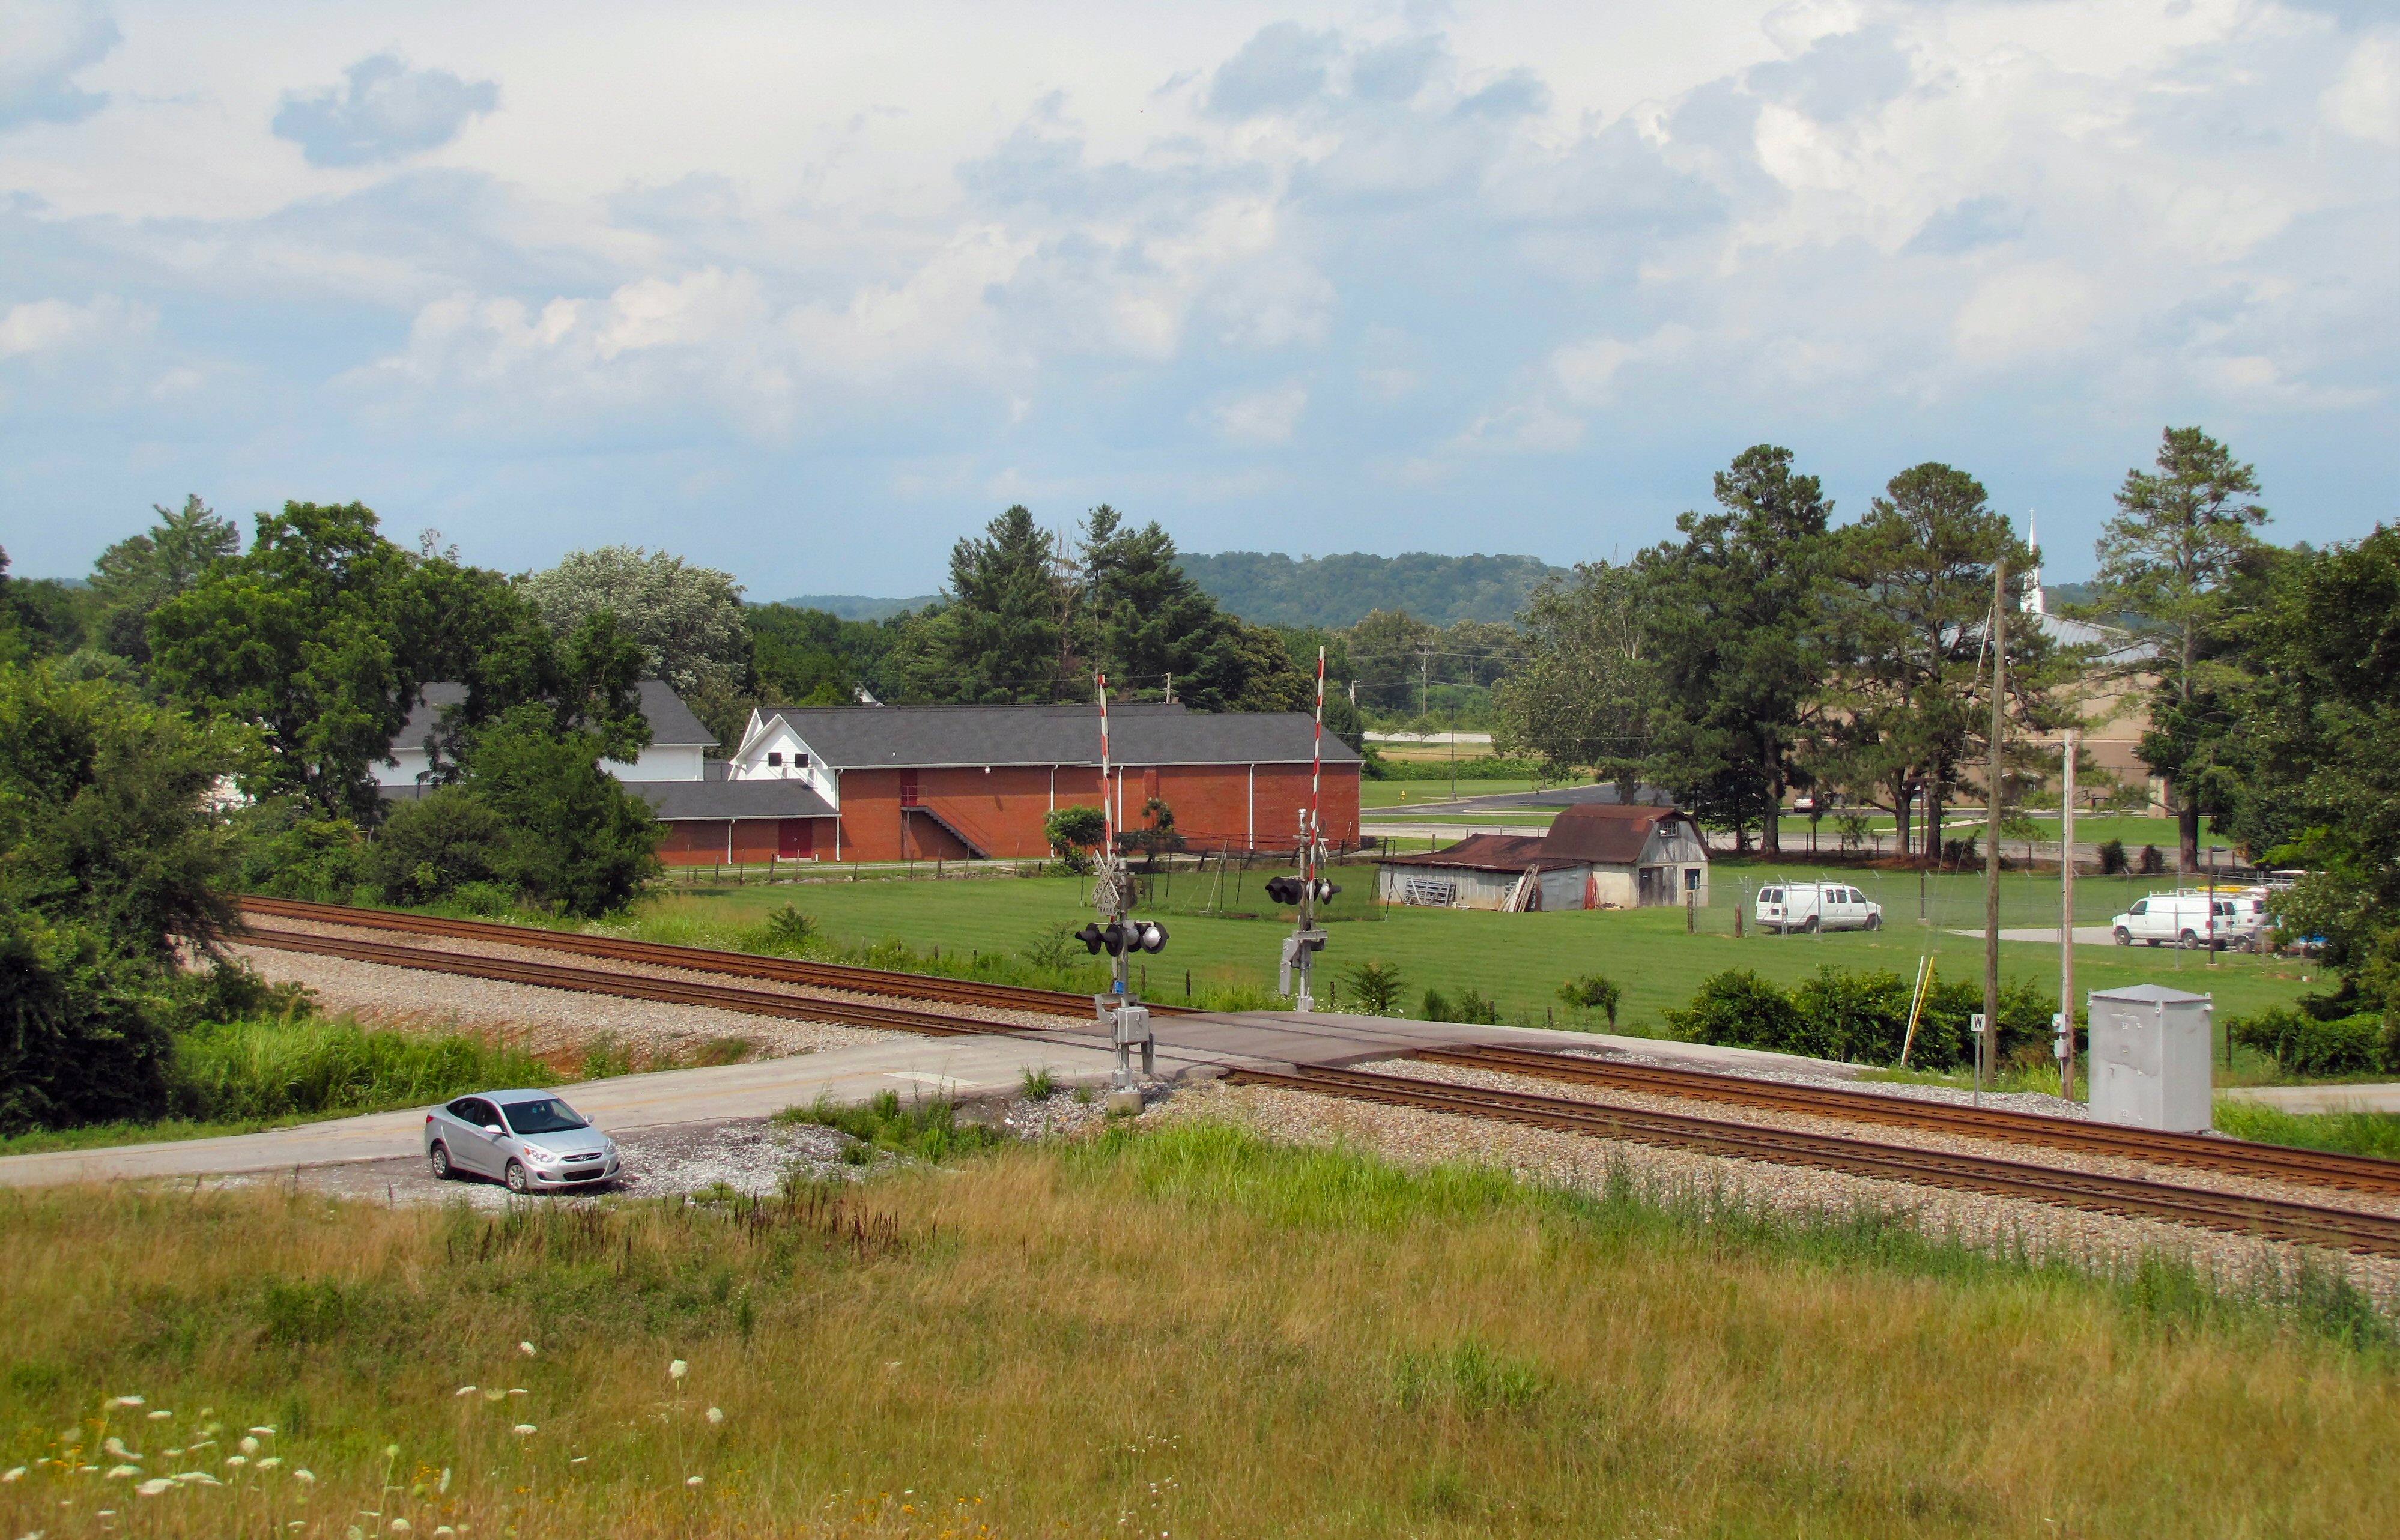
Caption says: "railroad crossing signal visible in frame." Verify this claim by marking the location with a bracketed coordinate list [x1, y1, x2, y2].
[1264, 876, 1339, 908]
[1076, 919, 1169, 956]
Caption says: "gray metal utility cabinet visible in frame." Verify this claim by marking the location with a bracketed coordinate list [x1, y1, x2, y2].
[2086, 984, 2214, 1133]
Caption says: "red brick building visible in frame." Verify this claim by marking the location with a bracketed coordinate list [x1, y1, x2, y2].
[724, 702, 1362, 865]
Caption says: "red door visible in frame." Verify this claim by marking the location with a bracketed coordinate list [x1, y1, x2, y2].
[777, 820, 814, 859]
[898, 772, 920, 807]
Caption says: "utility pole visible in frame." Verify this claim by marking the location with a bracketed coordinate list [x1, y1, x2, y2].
[1984, 557, 2007, 1050]
[2059, 727, 2078, 1099]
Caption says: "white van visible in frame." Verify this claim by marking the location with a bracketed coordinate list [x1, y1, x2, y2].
[2110, 891, 2266, 950]
[1756, 882, 1883, 933]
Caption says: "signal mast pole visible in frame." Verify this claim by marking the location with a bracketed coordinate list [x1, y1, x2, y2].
[1091, 672, 1154, 1094]
[1284, 649, 1332, 1011]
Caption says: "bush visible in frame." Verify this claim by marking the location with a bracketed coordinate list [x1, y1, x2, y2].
[1557, 974, 1620, 1028]
[1665, 966, 2050, 1070]
[234, 799, 372, 903]
[1342, 960, 1407, 1016]
[1044, 805, 1106, 859]
[166, 1016, 557, 1122]
[2138, 844, 2166, 875]
[2228, 1007, 2393, 1078]
[2097, 838, 2128, 875]
[0, 911, 176, 1135]
[366, 787, 504, 905]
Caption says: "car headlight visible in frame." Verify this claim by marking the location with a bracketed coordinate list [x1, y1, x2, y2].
[521, 1145, 558, 1163]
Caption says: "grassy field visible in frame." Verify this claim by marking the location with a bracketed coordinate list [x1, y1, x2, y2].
[622, 862, 2318, 1074]
[1362, 778, 1541, 808]
[4, 1124, 2395, 1539]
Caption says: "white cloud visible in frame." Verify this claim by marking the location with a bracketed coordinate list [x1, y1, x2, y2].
[2324, 31, 2400, 145]
[0, 294, 153, 359]
[0, 0, 118, 132]
[1950, 264, 2099, 366]
[1205, 381, 1306, 444]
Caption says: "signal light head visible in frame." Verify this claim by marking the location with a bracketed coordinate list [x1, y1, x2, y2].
[1135, 920, 1169, 954]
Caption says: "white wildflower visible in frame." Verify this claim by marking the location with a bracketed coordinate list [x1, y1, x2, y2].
[163, 1450, 182, 1459]
[108, 1396, 144, 1409]
[240, 1437, 260, 1456]
[390, 1520, 413, 1534]
[685, 1476, 702, 1488]
[511, 1425, 536, 1437]
[437, 1469, 450, 1496]
[103, 1440, 139, 1461]
[145, 1412, 172, 1423]
[453, 1387, 476, 1398]
[135, 1480, 173, 1497]
[257, 1458, 280, 1471]
[293, 1469, 317, 1485]
[1, 1468, 23, 1483]
[705, 1407, 723, 1427]
[383, 1445, 399, 1461]
[347, 1527, 365, 1540]
[225, 1455, 247, 1469]
[506, 1389, 527, 1399]
[480, 1390, 505, 1404]
[667, 1360, 688, 1381]
[434, 1529, 456, 1539]
[105, 1466, 139, 1481]
[518, 1342, 536, 1357]
[248, 1426, 274, 1438]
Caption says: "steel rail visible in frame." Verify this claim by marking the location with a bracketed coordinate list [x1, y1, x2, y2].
[235, 896, 1197, 1018]
[1226, 1064, 2400, 1257]
[235, 927, 1028, 1039]
[1422, 1044, 2400, 1196]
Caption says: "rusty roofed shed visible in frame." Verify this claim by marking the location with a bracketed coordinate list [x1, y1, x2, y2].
[1375, 804, 1709, 911]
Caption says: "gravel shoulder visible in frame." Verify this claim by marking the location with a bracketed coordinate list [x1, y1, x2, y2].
[228, 941, 904, 1066]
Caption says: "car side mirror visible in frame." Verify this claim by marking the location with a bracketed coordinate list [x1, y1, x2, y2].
[483, 1124, 504, 1135]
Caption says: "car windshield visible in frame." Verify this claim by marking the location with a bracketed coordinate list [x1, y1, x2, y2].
[500, 1098, 590, 1135]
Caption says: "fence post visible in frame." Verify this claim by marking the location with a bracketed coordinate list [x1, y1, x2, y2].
[1688, 893, 1696, 934]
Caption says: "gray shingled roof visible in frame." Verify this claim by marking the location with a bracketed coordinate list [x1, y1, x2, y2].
[763, 702, 1362, 769]
[629, 779, 833, 820]
[390, 679, 717, 754]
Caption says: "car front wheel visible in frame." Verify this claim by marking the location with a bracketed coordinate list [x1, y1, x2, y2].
[504, 1159, 532, 1195]
[1865, 914, 1882, 931]
[428, 1142, 453, 1180]
[2114, 927, 2132, 946]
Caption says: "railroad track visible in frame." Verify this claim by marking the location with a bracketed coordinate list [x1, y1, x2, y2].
[1225, 1064, 2400, 1257]
[235, 896, 1178, 1019]
[235, 926, 1029, 1040]
[1421, 1044, 2400, 1197]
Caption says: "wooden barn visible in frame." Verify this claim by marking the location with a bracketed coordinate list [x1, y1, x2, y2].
[1375, 804, 1710, 911]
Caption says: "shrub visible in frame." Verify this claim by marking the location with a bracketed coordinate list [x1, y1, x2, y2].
[365, 786, 503, 905]
[1665, 970, 1805, 1052]
[750, 903, 817, 954]
[235, 800, 371, 902]
[1044, 805, 1106, 865]
[1455, 989, 1501, 1025]
[1789, 966, 1914, 1063]
[2229, 1007, 2393, 1078]
[1557, 974, 1620, 1028]
[1342, 960, 1407, 1016]
[780, 1089, 1002, 1162]
[1020, 921, 1080, 973]
[1941, 834, 1980, 867]
[2097, 838, 2129, 875]
[1420, 988, 1454, 1023]
[0, 910, 176, 1135]
[2138, 844, 2166, 875]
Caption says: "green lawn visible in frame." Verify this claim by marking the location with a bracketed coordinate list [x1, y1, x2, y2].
[1362, 778, 1542, 807]
[1774, 814, 2234, 853]
[632, 863, 2316, 1075]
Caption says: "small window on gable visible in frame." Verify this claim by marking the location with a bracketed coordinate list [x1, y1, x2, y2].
[793, 753, 810, 767]
[767, 751, 783, 766]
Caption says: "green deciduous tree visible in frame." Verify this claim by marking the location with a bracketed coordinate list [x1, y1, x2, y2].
[2094, 426, 2271, 871]
[1638, 446, 1836, 853]
[520, 545, 754, 747]
[462, 705, 662, 917]
[148, 502, 523, 823]
[1492, 562, 1658, 796]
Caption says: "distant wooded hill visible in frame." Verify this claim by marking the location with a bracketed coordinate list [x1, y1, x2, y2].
[1171, 551, 1567, 628]
[774, 594, 941, 620]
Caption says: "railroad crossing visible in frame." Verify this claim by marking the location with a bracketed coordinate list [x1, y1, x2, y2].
[10, 897, 2400, 1262]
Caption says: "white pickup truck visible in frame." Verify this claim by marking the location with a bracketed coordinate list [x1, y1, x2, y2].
[1755, 882, 1883, 933]
[2109, 890, 2267, 950]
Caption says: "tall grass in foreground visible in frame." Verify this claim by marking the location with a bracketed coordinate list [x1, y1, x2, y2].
[165, 1016, 558, 1122]
[4, 1124, 2398, 1538]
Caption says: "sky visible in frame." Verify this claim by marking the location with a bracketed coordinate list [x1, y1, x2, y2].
[1, 0, 2395, 595]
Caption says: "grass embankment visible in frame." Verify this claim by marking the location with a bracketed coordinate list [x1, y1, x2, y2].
[2, 1125, 2394, 1538]
[2217, 1101, 2400, 1161]
[0, 1019, 557, 1158]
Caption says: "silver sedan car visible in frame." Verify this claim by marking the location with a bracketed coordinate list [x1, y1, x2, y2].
[423, 1090, 622, 1193]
